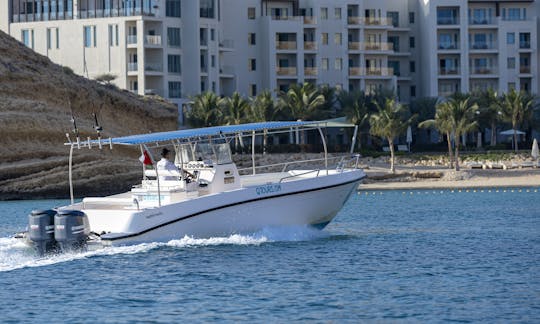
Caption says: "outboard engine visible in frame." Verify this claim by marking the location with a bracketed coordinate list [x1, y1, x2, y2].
[54, 210, 90, 252]
[28, 210, 57, 255]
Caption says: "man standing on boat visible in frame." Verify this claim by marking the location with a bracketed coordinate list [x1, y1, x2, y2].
[157, 148, 179, 180]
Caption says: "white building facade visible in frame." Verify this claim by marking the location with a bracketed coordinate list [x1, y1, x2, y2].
[1, 0, 539, 121]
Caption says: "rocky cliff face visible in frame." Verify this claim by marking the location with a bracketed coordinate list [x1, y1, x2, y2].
[0, 31, 178, 199]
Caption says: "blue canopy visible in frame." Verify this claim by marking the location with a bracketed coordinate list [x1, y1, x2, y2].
[84, 121, 319, 146]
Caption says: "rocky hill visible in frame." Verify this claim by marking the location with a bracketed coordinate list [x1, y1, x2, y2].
[0, 31, 178, 200]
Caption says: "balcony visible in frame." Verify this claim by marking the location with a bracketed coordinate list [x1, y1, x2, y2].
[469, 16, 495, 25]
[304, 67, 318, 77]
[363, 42, 392, 51]
[348, 42, 361, 50]
[438, 42, 459, 50]
[127, 35, 137, 45]
[470, 66, 497, 75]
[144, 89, 163, 97]
[127, 62, 138, 72]
[219, 39, 234, 51]
[349, 67, 363, 76]
[437, 17, 459, 25]
[276, 41, 297, 50]
[144, 35, 161, 46]
[519, 41, 531, 49]
[363, 17, 392, 26]
[145, 63, 163, 73]
[276, 67, 297, 76]
[439, 67, 460, 75]
[304, 41, 317, 51]
[304, 16, 316, 24]
[470, 42, 496, 50]
[219, 65, 235, 78]
[519, 66, 531, 74]
[348, 16, 361, 25]
[365, 67, 393, 76]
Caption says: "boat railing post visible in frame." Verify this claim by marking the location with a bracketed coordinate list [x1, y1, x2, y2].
[144, 144, 161, 207]
[69, 144, 74, 205]
[350, 125, 358, 155]
[139, 145, 146, 180]
[251, 131, 256, 175]
[317, 126, 328, 176]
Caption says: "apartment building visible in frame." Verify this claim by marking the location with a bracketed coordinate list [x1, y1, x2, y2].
[0, 0, 538, 121]
[419, 0, 540, 97]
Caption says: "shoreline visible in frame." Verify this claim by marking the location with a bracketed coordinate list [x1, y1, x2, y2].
[359, 167, 540, 190]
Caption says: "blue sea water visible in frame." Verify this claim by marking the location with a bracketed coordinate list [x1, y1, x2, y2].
[0, 189, 539, 322]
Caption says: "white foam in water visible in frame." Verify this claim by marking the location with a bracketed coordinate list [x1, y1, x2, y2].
[0, 225, 326, 272]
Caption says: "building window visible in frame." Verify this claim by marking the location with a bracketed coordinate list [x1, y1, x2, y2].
[212, 81, 216, 92]
[211, 55, 216, 67]
[249, 58, 256, 71]
[200, 0, 215, 18]
[166, 0, 181, 17]
[169, 82, 182, 98]
[250, 84, 257, 96]
[321, 7, 328, 19]
[519, 33, 530, 48]
[507, 32, 515, 44]
[409, 12, 415, 24]
[167, 28, 181, 47]
[322, 58, 329, 70]
[201, 81, 206, 92]
[56, 28, 60, 48]
[83, 26, 96, 48]
[334, 8, 341, 19]
[335, 58, 342, 70]
[409, 61, 415, 73]
[503, 8, 525, 21]
[21, 29, 33, 49]
[410, 85, 416, 97]
[168, 55, 181, 74]
[409, 36, 415, 48]
[108, 25, 119, 47]
[248, 33, 256, 45]
[47, 28, 52, 49]
[321, 33, 328, 45]
[334, 33, 342, 45]
[248, 7, 256, 19]
[210, 29, 215, 41]
[507, 57, 515, 69]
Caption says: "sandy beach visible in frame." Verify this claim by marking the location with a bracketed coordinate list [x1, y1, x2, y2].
[360, 166, 540, 190]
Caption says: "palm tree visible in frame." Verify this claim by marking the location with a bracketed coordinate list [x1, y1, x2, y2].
[223, 92, 250, 152]
[473, 89, 500, 146]
[186, 92, 225, 127]
[443, 96, 479, 171]
[419, 102, 455, 169]
[278, 83, 325, 144]
[499, 89, 533, 152]
[338, 90, 371, 150]
[369, 98, 416, 173]
[249, 91, 277, 153]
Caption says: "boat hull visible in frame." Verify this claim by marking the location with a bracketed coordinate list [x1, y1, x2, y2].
[99, 170, 363, 245]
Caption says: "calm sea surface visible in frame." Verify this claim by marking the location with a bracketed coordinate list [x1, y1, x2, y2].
[1, 189, 539, 322]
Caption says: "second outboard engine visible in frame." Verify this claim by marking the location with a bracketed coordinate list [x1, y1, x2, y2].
[54, 210, 90, 252]
[28, 210, 57, 255]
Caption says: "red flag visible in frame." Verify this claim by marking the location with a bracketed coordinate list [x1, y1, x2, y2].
[139, 151, 152, 166]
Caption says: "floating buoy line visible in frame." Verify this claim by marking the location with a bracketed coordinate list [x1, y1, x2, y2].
[357, 188, 540, 196]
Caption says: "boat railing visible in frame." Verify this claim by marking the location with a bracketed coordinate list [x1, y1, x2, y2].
[237, 156, 346, 174]
[83, 197, 140, 210]
[279, 169, 321, 183]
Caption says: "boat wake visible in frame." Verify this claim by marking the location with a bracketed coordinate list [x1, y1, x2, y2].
[0, 225, 328, 272]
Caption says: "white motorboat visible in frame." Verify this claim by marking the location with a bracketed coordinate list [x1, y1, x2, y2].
[22, 121, 365, 254]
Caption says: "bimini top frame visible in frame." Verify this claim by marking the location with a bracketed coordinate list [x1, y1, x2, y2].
[64, 120, 357, 205]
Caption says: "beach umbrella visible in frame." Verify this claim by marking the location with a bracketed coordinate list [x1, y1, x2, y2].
[532, 138, 539, 160]
[406, 125, 412, 152]
[500, 129, 526, 135]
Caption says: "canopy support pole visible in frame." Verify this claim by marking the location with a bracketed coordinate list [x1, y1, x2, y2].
[317, 127, 328, 175]
[139, 145, 146, 180]
[350, 125, 358, 154]
[252, 131, 256, 175]
[144, 144, 161, 207]
[69, 144, 74, 205]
